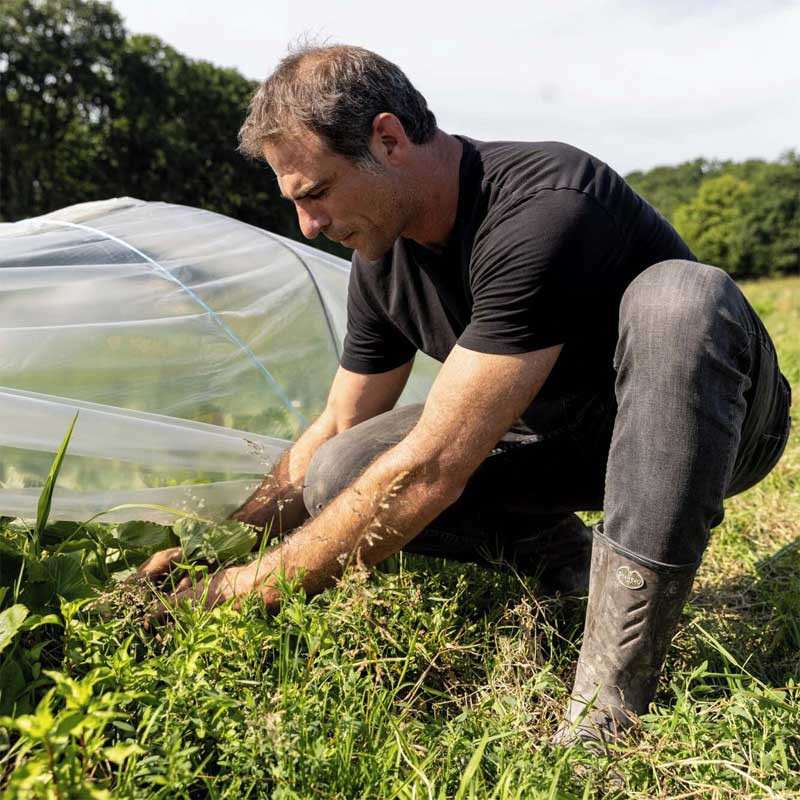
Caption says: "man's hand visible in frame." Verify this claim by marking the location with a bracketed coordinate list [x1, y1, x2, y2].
[147, 565, 244, 623]
[137, 546, 183, 580]
[145, 554, 283, 624]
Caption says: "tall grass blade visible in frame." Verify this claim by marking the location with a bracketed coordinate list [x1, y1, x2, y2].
[454, 732, 490, 800]
[33, 411, 79, 557]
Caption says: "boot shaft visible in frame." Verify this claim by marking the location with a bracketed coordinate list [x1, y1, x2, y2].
[559, 526, 697, 744]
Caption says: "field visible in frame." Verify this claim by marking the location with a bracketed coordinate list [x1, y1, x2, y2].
[0, 276, 798, 799]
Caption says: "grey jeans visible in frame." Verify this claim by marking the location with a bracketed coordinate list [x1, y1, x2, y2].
[304, 261, 792, 571]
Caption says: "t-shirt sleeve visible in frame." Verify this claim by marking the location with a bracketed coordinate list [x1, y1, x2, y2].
[457, 188, 620, 355]
[339, 256, 417, 374]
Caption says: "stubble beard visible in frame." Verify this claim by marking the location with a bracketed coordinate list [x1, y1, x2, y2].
[356, 181, 411, 261]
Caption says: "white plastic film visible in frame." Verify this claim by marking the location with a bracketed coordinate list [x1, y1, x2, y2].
[0, 198, 437, 524]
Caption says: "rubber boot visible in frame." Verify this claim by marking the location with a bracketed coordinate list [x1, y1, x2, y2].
[553, 526, 697, 749]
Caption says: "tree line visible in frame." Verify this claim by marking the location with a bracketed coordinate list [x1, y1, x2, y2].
[627, 155, 799, 278]
[2, 0, 798, 277]
[0, 0, 347, 258]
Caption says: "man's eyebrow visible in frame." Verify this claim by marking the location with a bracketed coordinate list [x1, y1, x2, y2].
[280, 181, 325, 201]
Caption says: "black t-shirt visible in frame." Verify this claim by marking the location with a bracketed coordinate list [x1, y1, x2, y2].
[340, 137, 695, 402]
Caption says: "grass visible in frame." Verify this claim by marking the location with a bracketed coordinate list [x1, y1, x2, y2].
[0, 275, 798, 798]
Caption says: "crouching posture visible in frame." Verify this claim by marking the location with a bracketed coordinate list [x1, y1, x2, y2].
[141, 45, 792, 747]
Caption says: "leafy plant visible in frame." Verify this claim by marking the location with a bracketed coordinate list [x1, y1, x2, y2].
[173, 518, 257, 565]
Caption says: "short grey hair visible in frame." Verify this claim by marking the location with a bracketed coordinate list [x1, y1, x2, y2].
[238, 44, 437, 167]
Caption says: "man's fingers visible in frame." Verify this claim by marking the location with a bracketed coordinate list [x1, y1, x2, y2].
[141, 566, 243, 634]
[142, 582, 200, 630]
[137, 546, 183, 578]
[143, 598, 169, 629]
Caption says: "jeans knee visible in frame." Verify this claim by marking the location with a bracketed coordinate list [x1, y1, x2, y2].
[303, 437, 350, 517]
[303, 404, 424, 517]
[616, 260, 747, 372]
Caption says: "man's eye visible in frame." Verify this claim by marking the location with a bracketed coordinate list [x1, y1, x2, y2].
[307, 189, 327, 200]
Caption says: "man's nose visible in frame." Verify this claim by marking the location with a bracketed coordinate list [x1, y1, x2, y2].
[297, 204, 330, 240]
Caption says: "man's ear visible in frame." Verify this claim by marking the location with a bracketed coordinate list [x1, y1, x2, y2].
[369, 113, 410, 164]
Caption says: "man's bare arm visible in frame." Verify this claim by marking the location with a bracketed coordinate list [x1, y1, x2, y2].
[228, 414, 336, 534]
[169, 343, 562, 610]
[137, 360, 413, 578]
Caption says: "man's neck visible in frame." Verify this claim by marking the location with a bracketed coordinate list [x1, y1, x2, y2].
[402, 131, 463, 252]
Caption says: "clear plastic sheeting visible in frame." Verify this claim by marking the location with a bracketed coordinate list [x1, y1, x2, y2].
[0, 198, 438, 523]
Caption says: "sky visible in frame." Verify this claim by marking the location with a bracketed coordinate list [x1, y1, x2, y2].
[110, 0, 800, 175]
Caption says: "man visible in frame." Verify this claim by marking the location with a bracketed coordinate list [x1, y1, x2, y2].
[140, 44, 792, 747]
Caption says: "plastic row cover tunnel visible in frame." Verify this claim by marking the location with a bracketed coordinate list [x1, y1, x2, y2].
[0, 198, 438, 524]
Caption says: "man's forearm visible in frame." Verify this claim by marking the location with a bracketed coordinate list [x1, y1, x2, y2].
[231, 434, 459, 608]
[229, 447, 306, 535]
[230, 412, 339, 536]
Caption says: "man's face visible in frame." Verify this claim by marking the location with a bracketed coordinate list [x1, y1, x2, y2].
[263, 126, 409, 261]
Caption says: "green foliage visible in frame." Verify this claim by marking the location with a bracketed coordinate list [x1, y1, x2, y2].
[1, 0, 126, 221]
[1, 666, 142, 799]
[738, 153, 800, 277]
[113, 521, 174, 556]
[33, 412, 78, 560]
[173, 518, 257, 564]
[626, 158, 723, 220]
[673, 174, 752, 272]
[627, 151, 800, 279]
[0, 606, 29, 657]
[1, 0, 348, 259]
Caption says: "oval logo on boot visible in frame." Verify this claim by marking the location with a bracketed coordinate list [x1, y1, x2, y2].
[616, 565, 645, 590]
